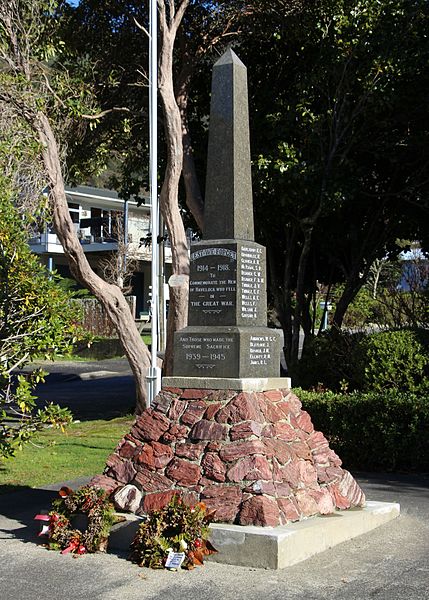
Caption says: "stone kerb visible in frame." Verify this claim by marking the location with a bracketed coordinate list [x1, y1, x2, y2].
[92, 387, 365, 527]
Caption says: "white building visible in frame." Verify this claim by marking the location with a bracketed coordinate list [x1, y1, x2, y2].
[28, 185, 173, 319]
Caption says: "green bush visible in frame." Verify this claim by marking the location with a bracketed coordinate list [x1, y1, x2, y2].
[297, 328, 429, 393]
[298, 388, 429, 471]
[360, 329, 429, 393]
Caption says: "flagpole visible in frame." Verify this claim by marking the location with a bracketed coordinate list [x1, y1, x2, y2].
[146, 0, 161, 406]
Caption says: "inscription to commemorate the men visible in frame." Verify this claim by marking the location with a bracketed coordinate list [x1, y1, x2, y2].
[188, 240, 267, 327]
[189, 245, 237, 324]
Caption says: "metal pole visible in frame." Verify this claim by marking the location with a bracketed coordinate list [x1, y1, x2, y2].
[123, 199, 129, 274]
[158, 213, 166, 354]
[146, 0, 161, 405]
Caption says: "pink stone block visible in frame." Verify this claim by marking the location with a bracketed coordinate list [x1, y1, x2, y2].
[175, 442, 207, 460]
[277, 497, 300, 523]
[309, 488, 335, 514]
[296, 410, 315, 434]
[106, 454, 137, 484]
[307, 430, 329, 451]
[273, 422, 297, 442]
[181, 389, 207, 400]
[168, 398, 187, 421]
[136, 441, 174, 470]
[263, 438, 293, 465]
[256, 393, 285, 422]
[201, 484, 243, 522]
[295, 489, 319, 517]
[162, 424, 189, 442]
[227, 455, 272, 483]
[133, 410, 170, 442]
[328, 482, 351, 510]
[238, 496, 280, 527]
[181, 400, 207, 425]
[263, 389, 283, 402]
[230, 420, 263, 441]
[338, 470, 366, 506]
[204, 402, 223, 420]
[90, 474, 119, 494]
[118, 440, 138, 459]
[216, 392, 264, 424]
[289, 441, 312, 461]
[279, 459, 302, 488]
[191, 419, 227, 441]
[143, 490, 177, 513]
[166, 458, 202, 486]
[133, 467, 173, 492]
[201, 452, 227, 482]
[219, 440, 266, 462]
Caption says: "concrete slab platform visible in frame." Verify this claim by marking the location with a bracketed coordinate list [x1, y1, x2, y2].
[109, 501, 400, 570]
[162, 376, 292, 391]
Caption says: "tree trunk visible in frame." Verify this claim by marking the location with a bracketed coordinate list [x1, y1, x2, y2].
[176, 64, 204, 232]
[158, 0, 191, 374]
[34, 112, 152, 413]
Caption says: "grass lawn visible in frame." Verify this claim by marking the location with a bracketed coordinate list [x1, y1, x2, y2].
[0, 416, 134, 493]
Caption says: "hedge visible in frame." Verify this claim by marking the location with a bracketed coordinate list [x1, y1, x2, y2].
[298, 388, 429, 471]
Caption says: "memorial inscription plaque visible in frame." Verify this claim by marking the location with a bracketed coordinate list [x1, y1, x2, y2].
[188, 240, 267, 327]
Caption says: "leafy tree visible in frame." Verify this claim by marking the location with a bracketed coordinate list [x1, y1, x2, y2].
[0, 156, 77, 458]
[0, 0, 153, 411]
[237, 0, 429, 370]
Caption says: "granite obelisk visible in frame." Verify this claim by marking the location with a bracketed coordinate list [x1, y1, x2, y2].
[165, 49, 282, 385]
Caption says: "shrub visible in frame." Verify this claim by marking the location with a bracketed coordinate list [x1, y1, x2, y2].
[360, 329, 429, 393]
[298, 388, 429, 471]
[0, 192, 80, 458]
[297, 328, 429, 393]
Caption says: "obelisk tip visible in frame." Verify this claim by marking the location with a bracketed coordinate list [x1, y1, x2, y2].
[214, 47, 246, 69]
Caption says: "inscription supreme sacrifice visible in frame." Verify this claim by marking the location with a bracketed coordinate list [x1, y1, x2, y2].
[174, 330, 281, 377]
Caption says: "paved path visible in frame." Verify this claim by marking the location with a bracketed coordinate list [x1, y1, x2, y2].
[25, 359, 136, 420]
[0, 472, 428, 600]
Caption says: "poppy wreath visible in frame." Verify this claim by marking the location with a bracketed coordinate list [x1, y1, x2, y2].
[46, 485, 116, 555]
[130, 494, 217, 570]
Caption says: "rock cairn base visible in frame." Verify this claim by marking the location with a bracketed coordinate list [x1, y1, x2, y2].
[92, 387, 365, 526]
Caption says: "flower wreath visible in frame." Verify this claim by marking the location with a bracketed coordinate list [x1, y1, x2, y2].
[130, 494, 217, 570]
[36, 485, 116, 555]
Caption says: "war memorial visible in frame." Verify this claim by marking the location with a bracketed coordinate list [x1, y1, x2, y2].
[93, 50, 399, 568]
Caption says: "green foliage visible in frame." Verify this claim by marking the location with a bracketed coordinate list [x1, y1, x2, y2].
[298, 328, 429, 394]
[130, 495, 213, 570]
[361, 330, 429, 393]
[298, 388, 429, 471]
[0, 185, 82, 458]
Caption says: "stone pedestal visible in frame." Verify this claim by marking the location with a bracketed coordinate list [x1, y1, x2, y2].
[92, 387, 365, 527]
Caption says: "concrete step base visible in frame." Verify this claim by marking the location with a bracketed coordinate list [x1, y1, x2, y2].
[109, 500, 400, 569]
